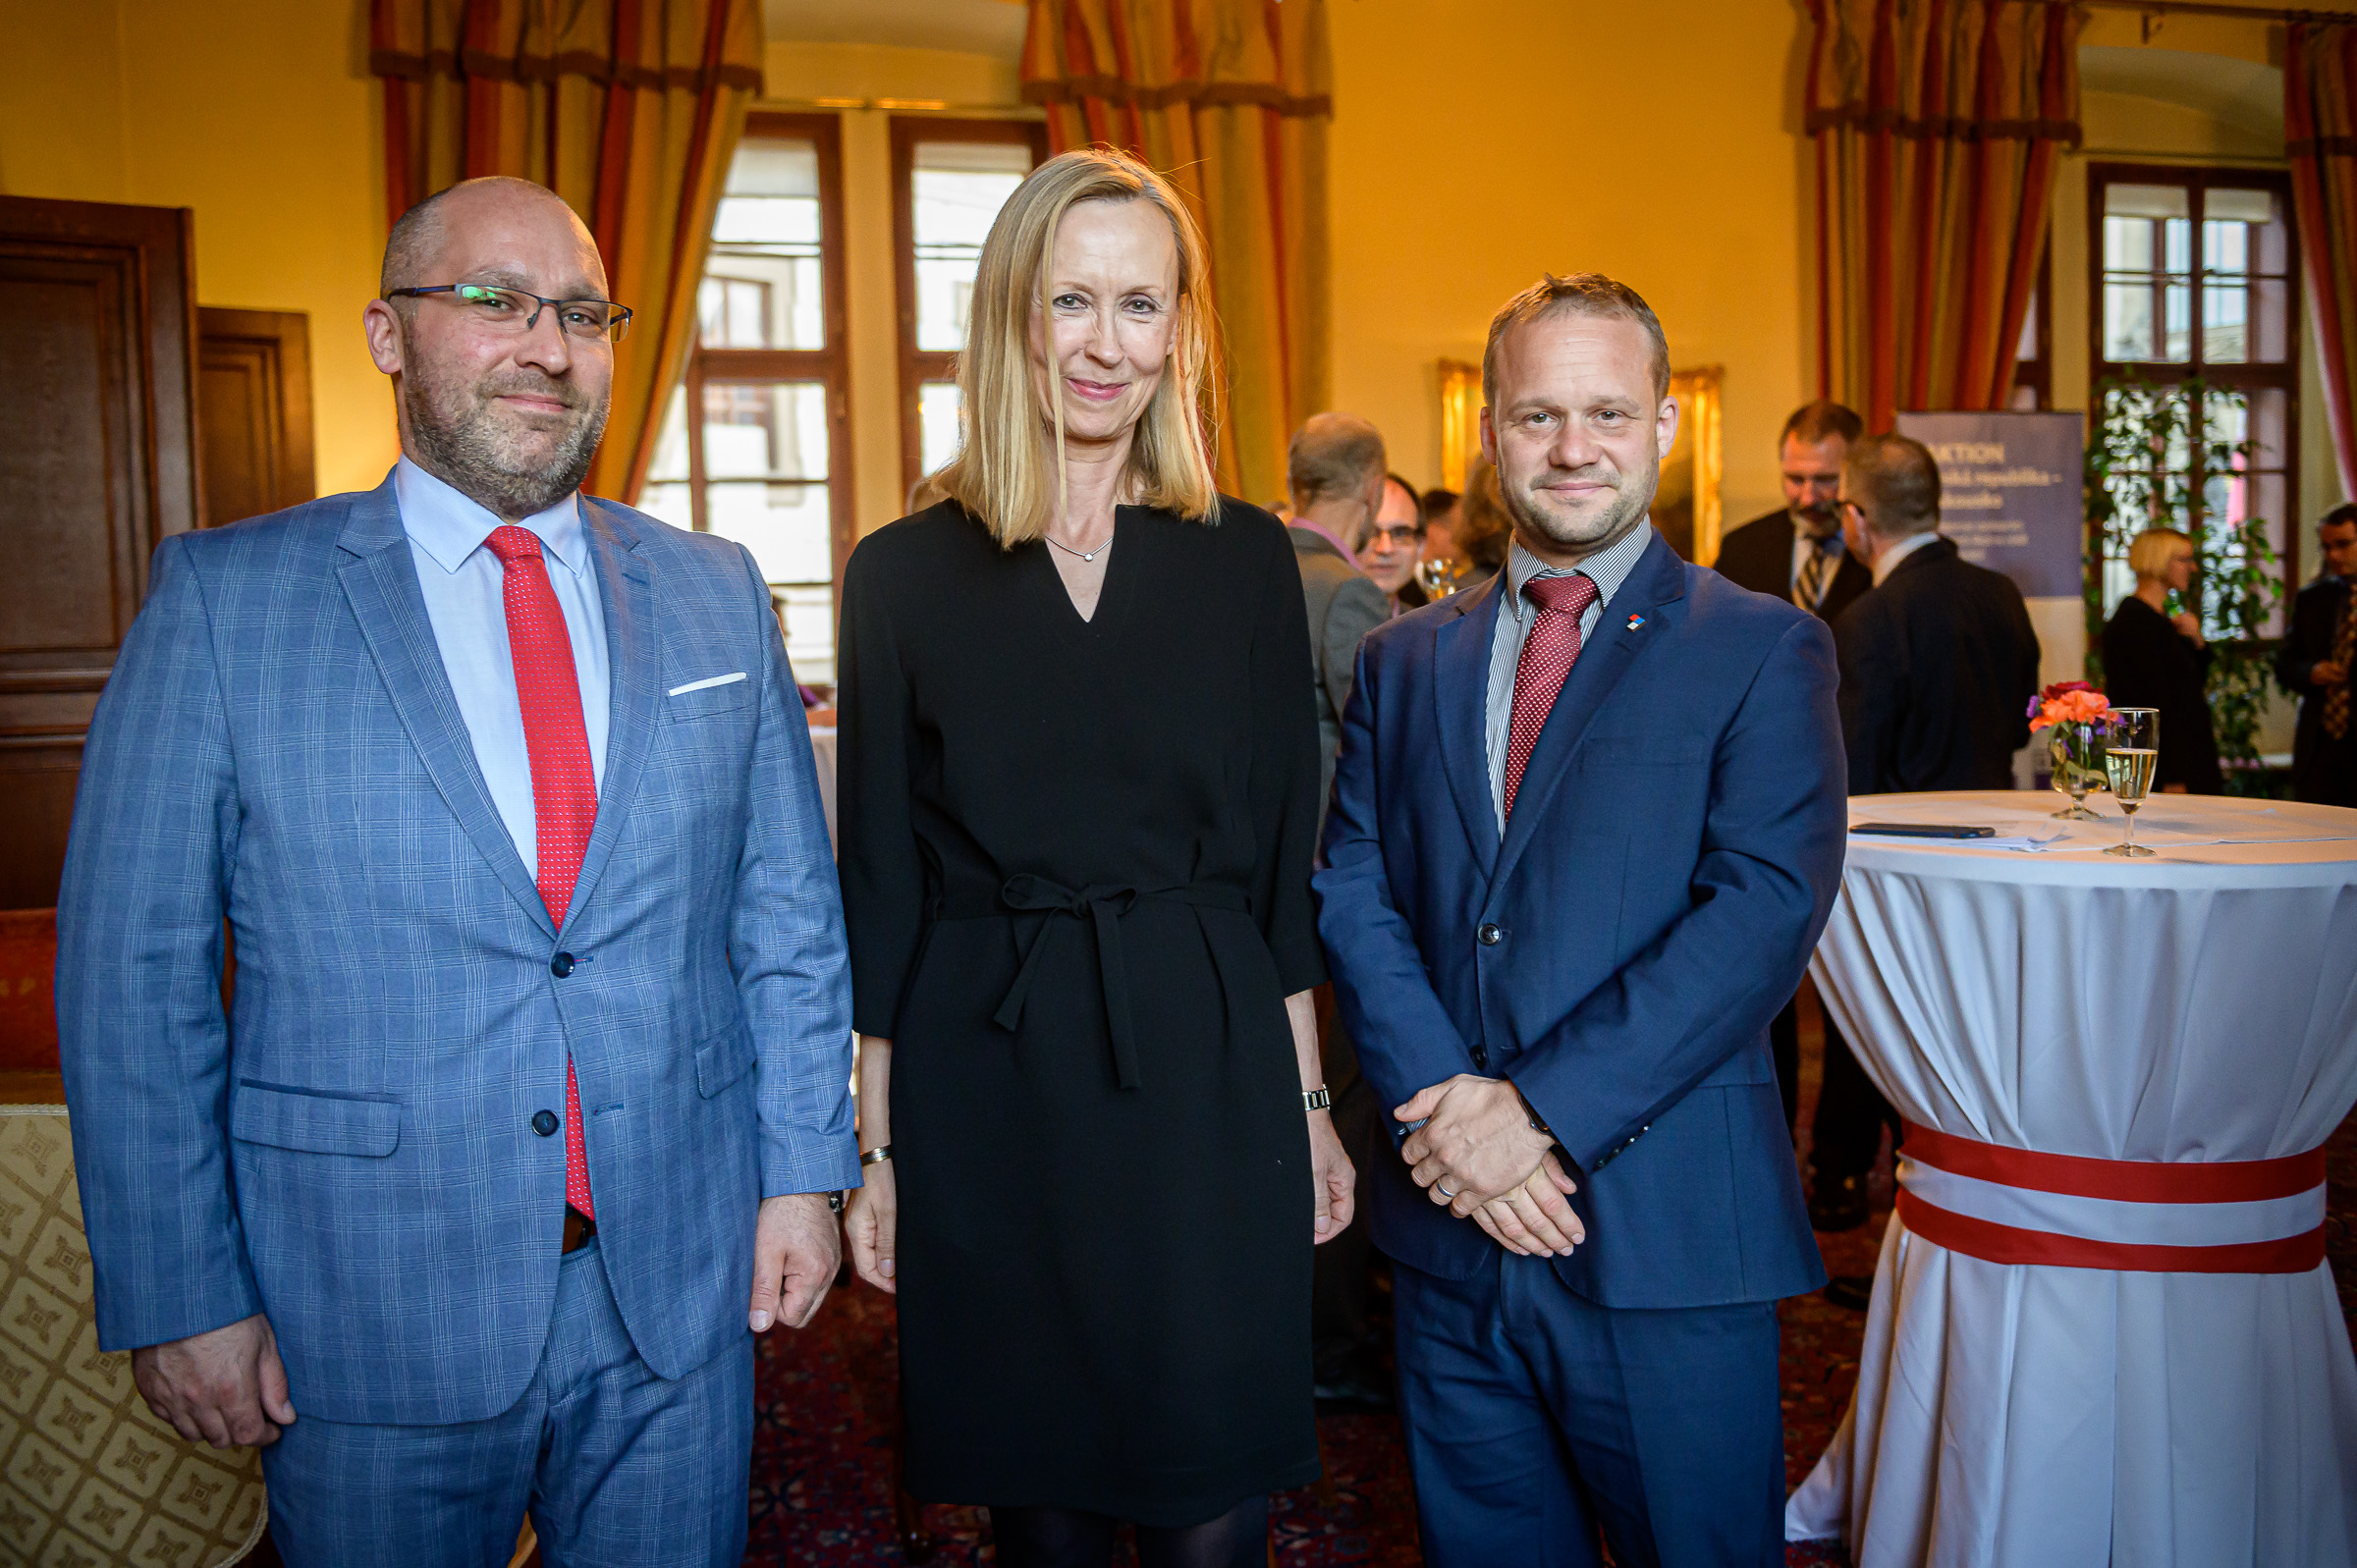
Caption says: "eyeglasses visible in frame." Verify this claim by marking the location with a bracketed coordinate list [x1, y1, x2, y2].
[1366, 525, 1425, 550]
[387, 284, 633, 344]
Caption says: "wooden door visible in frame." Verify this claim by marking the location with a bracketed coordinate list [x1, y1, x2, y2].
[198, 306, 315, 526]
[0, 195, 201, 910]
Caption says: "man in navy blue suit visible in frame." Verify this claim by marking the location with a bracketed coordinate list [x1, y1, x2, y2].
[1315, 274, 1847, 1566]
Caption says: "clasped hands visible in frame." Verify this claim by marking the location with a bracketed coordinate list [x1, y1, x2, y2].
[1395, 1075, 1584, 1258]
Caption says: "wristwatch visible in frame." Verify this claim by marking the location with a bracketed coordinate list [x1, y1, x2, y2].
[1302, 1086, 1332, 1112]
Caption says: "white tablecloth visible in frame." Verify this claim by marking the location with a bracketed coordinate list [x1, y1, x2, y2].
[1787, 791, 2357, 1565]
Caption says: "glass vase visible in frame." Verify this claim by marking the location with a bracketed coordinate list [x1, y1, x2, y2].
[2048, 721, 2106, 820]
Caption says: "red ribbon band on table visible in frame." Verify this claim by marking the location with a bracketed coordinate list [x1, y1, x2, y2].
[1895, 1120, 2330, 1275]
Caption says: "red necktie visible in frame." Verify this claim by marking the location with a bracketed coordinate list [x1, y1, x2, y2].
[484, 524, 597, 1220]
[1502, 572, 1600, 820]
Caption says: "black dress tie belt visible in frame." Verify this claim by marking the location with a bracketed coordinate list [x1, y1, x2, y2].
[980, 875, 1250, 1090]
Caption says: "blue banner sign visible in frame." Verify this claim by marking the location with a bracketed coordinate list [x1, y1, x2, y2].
[1893, 410, 2085, 599]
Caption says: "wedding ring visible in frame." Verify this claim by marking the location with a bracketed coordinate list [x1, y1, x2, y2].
[1437, 1184, 1457, 1200]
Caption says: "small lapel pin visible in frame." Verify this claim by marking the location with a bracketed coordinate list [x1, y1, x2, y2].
[1625, 613, 1647, 631]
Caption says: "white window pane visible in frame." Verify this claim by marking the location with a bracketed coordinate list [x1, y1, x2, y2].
[912, 144, 1030, 352]
[709, 137, 824, 350]
[2104, 281, 2154, 361]
[646, 385, 691, 482]
[703, 383, 829, 482]
[2207, 188, 2275, 226]
[638, 482, 694, 529]
[773, 584, 837, 687]
[919, 383, 962, 477]
[2105, 183, 2190, 220]
[709, 481, 833, 587]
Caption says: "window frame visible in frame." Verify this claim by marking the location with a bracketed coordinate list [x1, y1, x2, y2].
[679, 110, 854, 616]
[2083, 160, 2303, 607]
[890, 116, 1050, 500]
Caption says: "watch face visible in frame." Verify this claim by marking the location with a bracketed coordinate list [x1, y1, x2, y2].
[828, 1191, 845, 1214]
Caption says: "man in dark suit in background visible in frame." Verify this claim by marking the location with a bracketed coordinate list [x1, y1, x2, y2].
[2275, 504, 2357, 807]
[1713, 400, 1873, 1148]
[1713, 400, 1875, 625]
[1811, 434, 2040, 1260]
[1281, 411, 1392, 1406]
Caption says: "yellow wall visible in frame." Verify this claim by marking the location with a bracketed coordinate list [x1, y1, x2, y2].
[0, 0, 395, 497]
[1324, 0, 1812, 525]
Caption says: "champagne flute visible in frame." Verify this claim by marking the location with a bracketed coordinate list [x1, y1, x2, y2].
[2103, 708, 2159, 858]
[1415, 556, 1461, 599]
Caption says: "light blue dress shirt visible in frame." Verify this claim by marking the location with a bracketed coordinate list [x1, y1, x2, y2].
[1483, 523, 1654, 828]
[394, 457, 609, 881]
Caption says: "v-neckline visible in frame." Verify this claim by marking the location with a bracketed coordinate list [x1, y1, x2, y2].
[1044, 507, 1131, 628]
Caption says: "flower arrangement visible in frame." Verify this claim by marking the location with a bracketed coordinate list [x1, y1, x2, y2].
[2030, 682, 2112, 819]
[2028, 680, 2113, 732]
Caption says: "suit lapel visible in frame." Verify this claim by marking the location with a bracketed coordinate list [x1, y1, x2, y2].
[1490, 533, 1689, 894]
[1433, 573, 1504, 876]
[336, 477, 556, 941]
[560, 499, 658, 933]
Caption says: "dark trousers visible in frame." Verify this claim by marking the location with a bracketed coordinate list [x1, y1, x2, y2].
[1310, 1071, 1380, 1370]
[2295, 732, 2357, 808]
[1809, 1005, 1899, 1183]
[1393, 1254, 1784, 1568]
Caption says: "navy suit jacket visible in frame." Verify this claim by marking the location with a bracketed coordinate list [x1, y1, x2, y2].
[58, 477, 858, 1424]
[1314, 532, 1841, 1308]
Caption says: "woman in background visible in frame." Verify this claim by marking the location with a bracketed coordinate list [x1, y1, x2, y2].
[2103, 526, 2224, 793]
[1448, 458, 1512, 587]
[835, 148, 1353, 1568]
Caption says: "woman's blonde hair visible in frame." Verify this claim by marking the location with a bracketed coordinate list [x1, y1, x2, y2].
[2128, 526, 2193, 580]
[936, 148, 1222, 545]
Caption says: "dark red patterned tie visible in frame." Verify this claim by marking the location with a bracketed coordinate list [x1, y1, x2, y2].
[1502, 572, 1601, 820]
[484, 524, 597, 1220]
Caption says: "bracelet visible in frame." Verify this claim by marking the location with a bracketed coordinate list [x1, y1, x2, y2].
[1302, 1087, 1332, 1112]
[859, 1144, 894, 1166]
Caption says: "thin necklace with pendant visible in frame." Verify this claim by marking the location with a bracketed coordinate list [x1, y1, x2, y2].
[1044, 529, 1114, 564]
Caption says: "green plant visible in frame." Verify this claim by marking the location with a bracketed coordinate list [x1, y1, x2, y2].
[2084, 373, 2285, 795]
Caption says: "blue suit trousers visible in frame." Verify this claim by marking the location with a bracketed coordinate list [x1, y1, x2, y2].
[1393, 1255, 1783, 1568]
[259, 1239, 752, 1568]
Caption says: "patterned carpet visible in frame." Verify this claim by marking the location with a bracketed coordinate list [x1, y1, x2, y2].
[740, 995, 2357, 1567]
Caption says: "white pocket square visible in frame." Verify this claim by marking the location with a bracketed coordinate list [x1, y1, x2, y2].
[667, 672, 747, 696]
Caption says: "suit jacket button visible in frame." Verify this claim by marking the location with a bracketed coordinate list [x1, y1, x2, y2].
[550, 951, 576, 978]
[1470, 1047, 1490, 1069]
[1477, 923, 1502, 946]
[531, 1109, 560, 1137]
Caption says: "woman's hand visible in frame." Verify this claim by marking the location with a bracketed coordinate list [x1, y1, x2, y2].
[844, 1161, 898, 1293]
[1307, 1109, 1356, 1244]
[2172, 609, 2205, 646]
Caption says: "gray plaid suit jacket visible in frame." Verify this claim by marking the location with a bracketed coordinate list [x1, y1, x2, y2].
[57, 475, 859, 1425]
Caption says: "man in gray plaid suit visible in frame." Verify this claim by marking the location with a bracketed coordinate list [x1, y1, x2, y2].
[57, 177, 857, 1565]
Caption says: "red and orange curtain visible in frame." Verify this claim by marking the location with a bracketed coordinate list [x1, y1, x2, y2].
[1808, 0, 2080, 432]
[368, 0, 764, 504]
[2287, 23, 2357, 498]
[1020, 0, 1333, 508]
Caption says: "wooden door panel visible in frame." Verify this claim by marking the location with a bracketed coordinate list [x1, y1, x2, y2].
[0, 196, 199, 910]
[198, 306, 315, 526]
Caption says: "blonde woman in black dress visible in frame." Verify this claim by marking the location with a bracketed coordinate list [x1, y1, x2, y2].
[835, 149, 1354, 1568]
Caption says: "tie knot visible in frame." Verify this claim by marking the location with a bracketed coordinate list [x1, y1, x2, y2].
[1525, 572, 1599, 618]
[483, 524, 544, 567]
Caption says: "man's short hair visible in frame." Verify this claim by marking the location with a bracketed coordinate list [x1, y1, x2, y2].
[1421, 487, 1458, 520]
[2321, 503, 2357, 534]
[1780, 400, 1864, 451]
[1385, 472, 1425, 530]
[1843, 433, 1943, 537]
[1288, 413, 1388, 506]
[1482, 273, 1671, 407]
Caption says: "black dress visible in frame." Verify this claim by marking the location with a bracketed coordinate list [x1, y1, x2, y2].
[837, 498, 1328, 1525]
[2102, 595, 2224, 793]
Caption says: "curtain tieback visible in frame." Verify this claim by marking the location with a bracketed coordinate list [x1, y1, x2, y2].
[1894, 1120, 2328, 1274]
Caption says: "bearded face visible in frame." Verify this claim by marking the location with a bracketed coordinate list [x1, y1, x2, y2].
[399, 312, 609, 517]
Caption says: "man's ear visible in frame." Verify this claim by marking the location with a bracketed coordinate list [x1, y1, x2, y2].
[362, 299, 405, 376]
[1478, 405, 1497, 466]
[1654, 394, 1681, 460]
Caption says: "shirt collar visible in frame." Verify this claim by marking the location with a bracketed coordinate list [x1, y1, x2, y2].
[1871, 528, 1943, 587]
[1503, 523, 1654, 622]
[394, 456, 587, 580]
